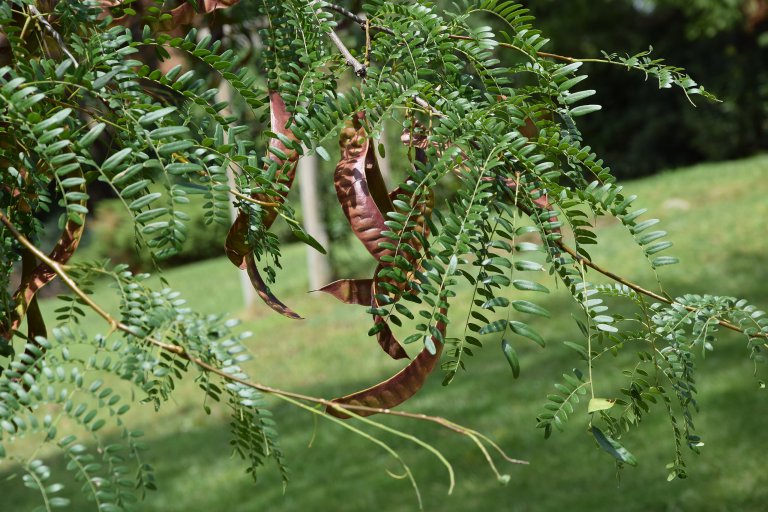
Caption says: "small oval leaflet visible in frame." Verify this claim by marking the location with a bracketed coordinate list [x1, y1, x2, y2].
[501, 339, 520, 378]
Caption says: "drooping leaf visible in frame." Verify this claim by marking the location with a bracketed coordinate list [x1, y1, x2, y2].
[563, 340, 589, 360]
[281, 214, 327, 254]
[509, 321, 546, 347]
[511, 299, 550, 318]
[590, 426, 638, 466]
[501, 339, 520, 378]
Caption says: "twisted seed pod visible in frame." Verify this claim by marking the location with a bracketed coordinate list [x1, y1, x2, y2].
[224, 91, 301, 319]
[327, 307, 447, 418]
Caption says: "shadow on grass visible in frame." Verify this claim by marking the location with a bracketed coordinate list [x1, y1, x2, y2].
[4, 248, 767, 512]
[3, 324, 766, 512]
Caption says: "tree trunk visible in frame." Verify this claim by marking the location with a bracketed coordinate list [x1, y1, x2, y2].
[216, 74, 257, 309]
[298, 153, 332, 290]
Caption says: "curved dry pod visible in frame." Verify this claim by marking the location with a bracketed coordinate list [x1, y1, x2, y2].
[317, 277, 408, 360]
[226, 90, 299, 267]
[245, 254, 302, 320]
[327, 309, 448, 418]
[225, 91, 301, 318]
[334, 125, 394, 262]
[324, 122, 436, 360]
[316, 278, 373, 306]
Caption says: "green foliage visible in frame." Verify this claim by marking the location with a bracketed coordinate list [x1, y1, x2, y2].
[0, 1, 765, 510]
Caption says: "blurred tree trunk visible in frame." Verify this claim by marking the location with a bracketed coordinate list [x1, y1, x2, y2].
[213, 43, 257, 309]
[376, 125, 392, 188]
[298, 153, 332, 290]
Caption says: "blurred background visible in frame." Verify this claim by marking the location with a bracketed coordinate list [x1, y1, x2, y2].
[528, 0, 767, 178]
[5, 1, 768, 511]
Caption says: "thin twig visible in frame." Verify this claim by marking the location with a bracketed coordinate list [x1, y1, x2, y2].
[500, 196, 767, 340]
[28, 5, 79, 69]
[325, 400, 456, 496]
[557, 242, 669, 304]
[413, 96, 445, 118]
[555, 240, 765, 338]
[328, 29, 367, 77]
[283, 395, 426, 508]
[324, 2, 396, 36]
[229, 188, 281, 208]
[536, 51, 600, 64]
[321, 2, 529, 59]
[322, 4, 445, 118]
[320, 3, 636, 67]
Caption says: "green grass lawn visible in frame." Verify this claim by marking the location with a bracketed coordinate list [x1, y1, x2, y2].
[3, 155, 768, 511]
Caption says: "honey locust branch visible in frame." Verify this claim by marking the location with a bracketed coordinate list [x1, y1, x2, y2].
[0, 209, 524, 466]
[505, 197, 768, 342]
[321, 29, 760, 339]
[321, 2, 712, 80]
[321, 27, 751, 339]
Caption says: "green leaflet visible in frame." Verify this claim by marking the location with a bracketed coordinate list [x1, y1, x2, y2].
[501, 339, 520, 378]
[590, 426, 638, 466]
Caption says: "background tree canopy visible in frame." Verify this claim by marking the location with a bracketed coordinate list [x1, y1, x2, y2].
[523, 0, 768, 177]
[0, 1, 766, 510]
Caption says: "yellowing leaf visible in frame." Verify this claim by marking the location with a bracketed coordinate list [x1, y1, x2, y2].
[588, 398, 616, 413]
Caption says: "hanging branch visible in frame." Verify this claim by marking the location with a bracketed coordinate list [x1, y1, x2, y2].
[1, 2, 760, 505]
[0, 210, 524, 466]
[321, 2, 716, 102]
[321, 22, 752, 342]
[504, 196, 768, 343]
